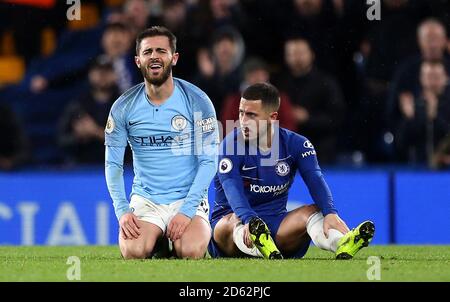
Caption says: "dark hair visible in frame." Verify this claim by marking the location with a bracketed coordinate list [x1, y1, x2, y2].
[422, 59, 445, 67]
[242, 83, 280, 112]
[104, 22, 129, 32]
[212, 26, 239, 46]
[243, 57, 269, 76]
[418, 18, 447, 36]
[136, 26, 177, 55]
[162, 0, 184, 9]
[90, 55, 114, 71]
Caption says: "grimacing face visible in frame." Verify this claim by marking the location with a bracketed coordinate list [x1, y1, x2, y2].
[238, 99, 277, 142]
[135, 36, 179, 86]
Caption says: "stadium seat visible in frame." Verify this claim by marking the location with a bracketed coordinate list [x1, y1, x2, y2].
[0, 31, 16, 56]
[67, 3, 100, 30]
[40, 27, 56, 57]
[0, 56, 25, 84]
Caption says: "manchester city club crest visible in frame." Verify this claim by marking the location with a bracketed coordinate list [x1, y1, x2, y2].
[275, 161, 290, 176]
[171, 115, 187, 131]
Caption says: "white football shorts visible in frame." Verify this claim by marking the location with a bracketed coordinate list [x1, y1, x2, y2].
[129, 194, 210, 233]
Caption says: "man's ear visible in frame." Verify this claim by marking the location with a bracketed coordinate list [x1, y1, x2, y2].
[135, 56, 141, 68]
[172, 52, 179, 66]
[270, 111, 278, 121]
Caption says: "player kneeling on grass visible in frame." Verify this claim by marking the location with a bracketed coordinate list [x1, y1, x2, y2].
[105, 27, 219, 260]
[208, 83, 375, 260]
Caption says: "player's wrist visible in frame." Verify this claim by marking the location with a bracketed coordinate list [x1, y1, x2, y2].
[117, 208, 132, 222]
[178, 209, 194, 220]
[322, 209, 338, 217]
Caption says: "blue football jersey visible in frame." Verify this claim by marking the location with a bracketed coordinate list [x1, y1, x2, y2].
[105, 78, 219, 220]
[212, 127, 336, 224]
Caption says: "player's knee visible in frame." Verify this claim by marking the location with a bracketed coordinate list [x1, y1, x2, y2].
[223, 216, 237, 236]
[179, 242, 206, 259]
[275, 234, 289, 250]
[276, 229, 308, 253]
[121, 244, 152, 260]
[304, 204, 319, 215]
[300, 204, 320, 223]
[214, 216, 236, 248]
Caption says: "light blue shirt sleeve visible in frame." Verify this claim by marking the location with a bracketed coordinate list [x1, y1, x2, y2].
[104, 98, 130, 221]
[178, 90, 220, 218]
[105, 146, 130, 221]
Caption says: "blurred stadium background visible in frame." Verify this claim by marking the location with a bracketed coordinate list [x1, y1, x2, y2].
[0, 0, 449, 250]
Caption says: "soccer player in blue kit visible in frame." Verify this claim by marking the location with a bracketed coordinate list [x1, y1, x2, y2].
[209, 83, 375, 259]
[105, 26, 219, 259]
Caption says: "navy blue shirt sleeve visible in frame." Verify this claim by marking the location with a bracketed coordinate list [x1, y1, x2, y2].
[294, 136, 337, 216]
[216, 139, 258, 224]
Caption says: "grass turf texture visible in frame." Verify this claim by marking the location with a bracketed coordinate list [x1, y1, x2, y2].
[0, 245, 449, 281]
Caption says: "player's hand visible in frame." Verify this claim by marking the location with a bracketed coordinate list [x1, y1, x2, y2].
[399, 92, 415, 119]
[197, 48, 215, 77]
[423, 90, 438, 120]
[119, 213, 141, 240]
[75, 115, 104, 140]
[292, 106, 310, 123]
[167, 213, 191, 241]
[323, 213, 349, 238]
[243, 223, 253, 248]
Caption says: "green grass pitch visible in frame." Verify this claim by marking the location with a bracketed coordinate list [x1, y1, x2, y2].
[0, 245, 449, 281]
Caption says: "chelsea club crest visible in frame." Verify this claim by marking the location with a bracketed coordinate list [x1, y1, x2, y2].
[275, 161, 290, 176]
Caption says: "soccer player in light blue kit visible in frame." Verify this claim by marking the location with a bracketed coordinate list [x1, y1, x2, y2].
[105, 26, 219, 259]
[209, 83, 375, 259]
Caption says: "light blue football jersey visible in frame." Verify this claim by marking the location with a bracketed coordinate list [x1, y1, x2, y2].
[105, 78, 219, 220]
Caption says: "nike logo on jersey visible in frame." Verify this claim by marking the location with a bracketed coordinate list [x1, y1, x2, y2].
[129, 121, 139, 126]
[242, 165, 257, 171]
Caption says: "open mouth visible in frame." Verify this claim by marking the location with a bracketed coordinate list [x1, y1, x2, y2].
[149, 63, 163, 72]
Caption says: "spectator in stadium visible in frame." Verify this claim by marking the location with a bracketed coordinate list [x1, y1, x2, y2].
[388, 18, 450, 130]
[29, 22, 135, 94]
[220, 57, 296, 134]
[58, 56, 119, 164]
[395, 60, 450, 165]
[107, 0, 153, 37]
[193, 26, 244, 118]
[356, 0, 423, 162]
[156, 0, 197, 79]
[363, 0, 419, 86]
[189, 0, 248, 46]
[0, 104, 29, 170]
[100, 22, 140, 93]
[281, 0, 340, 75]
[276, 38, 346, 164]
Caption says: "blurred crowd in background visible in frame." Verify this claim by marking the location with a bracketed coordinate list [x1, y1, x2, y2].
[0, 0, 449, 170]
